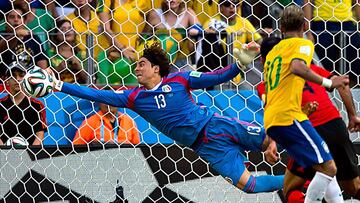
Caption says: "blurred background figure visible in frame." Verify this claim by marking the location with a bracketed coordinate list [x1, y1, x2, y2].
[66, 0, 110, 61]
[95, 0, 150, 85]
[143, 0, 201, 73]
[199, 0, 262, 89]
[0, 0, 56, 53]
[0, 63, 47, 146]
[96, 0, 149, 61]
[0, 5, 48, 78]
[303, 0, 360, 88]
[187, 0, 242, 25]
[48, 19, 88, 84]
[73, 101, 140, 145]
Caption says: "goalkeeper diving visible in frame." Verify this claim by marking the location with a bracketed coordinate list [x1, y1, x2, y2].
[28, 42, 284, 193]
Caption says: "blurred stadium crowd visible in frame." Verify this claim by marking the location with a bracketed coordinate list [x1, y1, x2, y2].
[1, 0, 359, 88]
[0, 0, 359, 145]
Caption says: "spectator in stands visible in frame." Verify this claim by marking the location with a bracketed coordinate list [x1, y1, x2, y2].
[48, 19, 87, 84]
[0, 0, 56, 53]
[73, 100, 140, 145]
[0, 5, 48, 78]
[187, 0, 242, 25]
[200, 0, 262, 86]
[303, 0, 360, 88]
[96, 0, 150, 62]
[95, 0, 150, 85]
[0, 0, 59, 19]
[0, 63, 47, 145]
[143, 0, 202, 73]
[66, 0, 110, 60]
[258, 16, 275, 39]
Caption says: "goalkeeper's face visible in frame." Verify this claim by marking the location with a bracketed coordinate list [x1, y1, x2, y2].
[135, 57, 161, 86]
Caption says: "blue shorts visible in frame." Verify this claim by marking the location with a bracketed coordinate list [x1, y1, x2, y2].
[191, 114, 266, 185]
[267, 120, 333, 168]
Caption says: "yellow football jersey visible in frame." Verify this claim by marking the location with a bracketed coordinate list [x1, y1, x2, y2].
[263, 38, 314, 131]
[96, 0, 149, 51]
[66, 11, 110, 60]
[313, 0, 355, 22]
[204, 15, 262, 50]
[187, 0, 242, 25]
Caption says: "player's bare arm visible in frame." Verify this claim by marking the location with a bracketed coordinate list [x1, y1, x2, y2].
[264, 138, 279, 164]
[290, 59, 349, 89]
[334, 77, 360, 132]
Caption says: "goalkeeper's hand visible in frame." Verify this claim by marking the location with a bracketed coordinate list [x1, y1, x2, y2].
[233, 41, 260, 70]
[46, 68, 63, 91]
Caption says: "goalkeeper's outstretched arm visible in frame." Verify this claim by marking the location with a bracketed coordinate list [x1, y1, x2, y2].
[189, 42, 260, 89]
[50, 70, 130, 108]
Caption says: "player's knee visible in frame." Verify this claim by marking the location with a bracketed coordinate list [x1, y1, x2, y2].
[325, 162, 337, 177]
[314, 160, 337, 177]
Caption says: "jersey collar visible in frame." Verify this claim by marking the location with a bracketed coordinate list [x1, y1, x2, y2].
[146, 79, 163, 91]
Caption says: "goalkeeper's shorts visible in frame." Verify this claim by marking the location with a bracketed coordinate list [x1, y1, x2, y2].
[191, 113, 266, 185]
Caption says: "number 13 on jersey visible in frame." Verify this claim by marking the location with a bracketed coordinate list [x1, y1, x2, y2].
[154, 94, 167, 109]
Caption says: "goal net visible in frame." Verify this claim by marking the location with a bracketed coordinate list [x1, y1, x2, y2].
[0, 0, 359, 202]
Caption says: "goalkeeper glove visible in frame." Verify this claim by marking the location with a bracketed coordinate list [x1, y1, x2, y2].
[46, 68, 63, 91]
[233, 41, 260, 70]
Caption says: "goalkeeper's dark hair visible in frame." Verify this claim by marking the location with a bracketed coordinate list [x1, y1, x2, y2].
[260, 37, 282, 58]
[142, 42, 170, 77]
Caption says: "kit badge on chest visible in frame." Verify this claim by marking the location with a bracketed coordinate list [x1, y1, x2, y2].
[162, 85, 172, 93]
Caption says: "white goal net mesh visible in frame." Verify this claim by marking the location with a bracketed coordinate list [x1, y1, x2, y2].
[0, 0, 359, 202]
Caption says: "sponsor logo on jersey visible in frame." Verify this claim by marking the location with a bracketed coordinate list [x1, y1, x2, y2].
[299, 46, 311, 56]
[162, 85, 172, 93]
[190, 71, 202, 78]
[115, 90, 124, 94]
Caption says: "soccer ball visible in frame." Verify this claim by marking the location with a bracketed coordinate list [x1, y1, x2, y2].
[21, 66, 53, 98]
[5, 137, 29, 146]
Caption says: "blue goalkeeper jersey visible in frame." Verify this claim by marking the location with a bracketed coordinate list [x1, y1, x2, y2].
[61, 63, 241, 147]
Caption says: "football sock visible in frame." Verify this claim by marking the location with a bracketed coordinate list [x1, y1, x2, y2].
[243, 175, 284, 193]
[304, 172, 333, 203]
[287, 190, 305, 203]
[324, 177, 343, 202]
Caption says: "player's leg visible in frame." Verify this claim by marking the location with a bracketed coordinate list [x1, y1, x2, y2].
[315, 118, 360, 198]
[267, 120, 340, 203]
[294, 120, 341, 203]
[237, 167, 284, 193]
[196, 136, 284, 193]
[227, 117, 285, 192]
[194, 115, 284, 193]
[284, 158, 313, 202]
[284, 169, 306, 203]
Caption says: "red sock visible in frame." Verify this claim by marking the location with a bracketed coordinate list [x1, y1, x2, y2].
[287, 190, 305, 203]
[303, 180, 311, 189]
